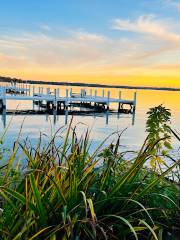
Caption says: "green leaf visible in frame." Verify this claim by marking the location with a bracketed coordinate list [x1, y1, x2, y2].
[29, 174, 47, 226]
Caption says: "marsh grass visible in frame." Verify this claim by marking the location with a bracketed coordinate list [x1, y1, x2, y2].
[0, 118, 179, 240]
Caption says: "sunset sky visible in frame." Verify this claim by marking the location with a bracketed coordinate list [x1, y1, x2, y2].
[0, 0, 180, 87]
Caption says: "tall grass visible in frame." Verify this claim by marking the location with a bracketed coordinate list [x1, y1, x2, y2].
[0, 119, 179, 240]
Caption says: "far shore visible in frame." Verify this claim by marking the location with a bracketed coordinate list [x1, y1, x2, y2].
[0, 76, 180, 91]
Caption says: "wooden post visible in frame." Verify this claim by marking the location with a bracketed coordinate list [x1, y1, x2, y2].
[65, 89, 69, 109]
[107, 91, 110, 110]
[95, 90, 97, 97]
[65, 109, 68, 125]
[133, 92, 137, 112]
[56, 89, 60, 98]
[66, 89, 69, 98]
[118, 91, 122, 112]
[46, 88, 50, 95]
[118, 103, 121, 112]
[102, 89, 105, 98]
[32, 85, 35, 96]
[2, 109, 6, 128]
[53, 109, 57, 124]
[54, 89, 57, 110]
[106, 110, 109, 125]
[2, 87, 6, 109]
[70, 88, 72, 97]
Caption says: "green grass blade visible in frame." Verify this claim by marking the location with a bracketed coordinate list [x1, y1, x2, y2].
[29, 173, 47, 225]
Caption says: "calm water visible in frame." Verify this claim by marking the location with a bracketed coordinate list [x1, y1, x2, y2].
[0, 85, 180, 152]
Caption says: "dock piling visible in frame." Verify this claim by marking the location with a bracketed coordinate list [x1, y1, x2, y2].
[95, 90, 97, 97]
[70, 88, 72, 97]
[29, 85, 31, 96]
[133, 92, 137, 112]
[107, 91, 110, 110]
[46, 88, 50, 95]
[102, 89, 105, 98]
[33, 85, 35, 96]
[66, 89, 69, 98]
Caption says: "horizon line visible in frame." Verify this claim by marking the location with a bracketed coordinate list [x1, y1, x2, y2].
[0, 76, 180, 92]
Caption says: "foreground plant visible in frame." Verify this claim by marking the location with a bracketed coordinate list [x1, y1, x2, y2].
[0, 115, 179, 240]
[146, 105, 172, 169]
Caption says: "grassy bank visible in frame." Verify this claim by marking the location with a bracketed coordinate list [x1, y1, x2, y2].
[0, 107, 179, 240]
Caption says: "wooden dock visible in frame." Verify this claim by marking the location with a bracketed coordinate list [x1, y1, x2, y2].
[0, 84, 137, 113]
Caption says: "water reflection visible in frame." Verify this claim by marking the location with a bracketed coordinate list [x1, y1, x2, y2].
[1, 109, 6, 128]
[0, 86, 179, 152]
[0, 109, 136, 128]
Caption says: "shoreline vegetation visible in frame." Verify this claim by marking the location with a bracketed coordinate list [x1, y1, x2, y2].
[0, 76, 180, 91]
[0, 105, 179, 239]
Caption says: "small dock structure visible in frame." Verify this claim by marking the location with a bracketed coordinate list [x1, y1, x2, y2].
[0, 84, 137, 114]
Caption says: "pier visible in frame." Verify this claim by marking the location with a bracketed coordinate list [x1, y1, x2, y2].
[0, 84, 136, 126]
[0, 83, 136, 112]
[0, 83, 137, 126]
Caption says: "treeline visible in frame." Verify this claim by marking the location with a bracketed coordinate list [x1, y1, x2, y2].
[0, 75, 180, 91]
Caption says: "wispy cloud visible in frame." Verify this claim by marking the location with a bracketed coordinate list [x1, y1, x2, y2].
[0, 29, 148, 80]
[73, 31, 106, 42]
[111, 15, 180, 43]
[0, 23, 180, 79]
[164, 0, 180, 11]
[40, 24, 51, 31]
[0, 30, 112, 70]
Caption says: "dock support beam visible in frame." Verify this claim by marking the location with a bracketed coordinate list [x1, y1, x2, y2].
[32, 85, 35, 96]
[65, 89, 69, 110]
[133, 92, 137, 112]
[0, 100, 6, 112]
[95, 90, 97, 97]
[102, 89, 105, 98]
[53, 89, 57, 111]
[46, 88, 50, 95]
[0, 88, 6, 112]
[70, 88, 72, 97]
[107, 91, 110, 110]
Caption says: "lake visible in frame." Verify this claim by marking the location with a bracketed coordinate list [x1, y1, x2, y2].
[0, 84, 180, 153]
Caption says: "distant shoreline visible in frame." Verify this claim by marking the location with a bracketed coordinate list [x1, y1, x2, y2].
[0, 76, 180, 91]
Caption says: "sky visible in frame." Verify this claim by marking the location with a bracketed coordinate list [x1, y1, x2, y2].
[0, 0, 180, 87]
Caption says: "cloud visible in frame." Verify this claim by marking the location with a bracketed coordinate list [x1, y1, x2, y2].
[0, 31, 112, 70]
[74, 31, 106, 42]
[0, 24, 180, 78]
[111, 15, 180, 43]
[40, 24, 51, 31]
[164, 0, 180, 10]
[0, 53, 28, 68]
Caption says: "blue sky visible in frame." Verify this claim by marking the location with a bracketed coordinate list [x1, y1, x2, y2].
[2, 0, 145, 31]
[0, 0, 179, 36]
[0, 0, 180, 86]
